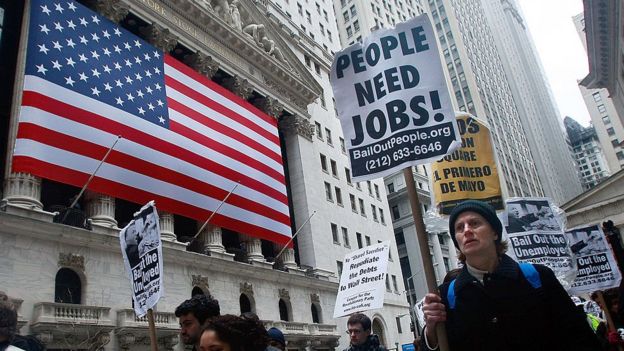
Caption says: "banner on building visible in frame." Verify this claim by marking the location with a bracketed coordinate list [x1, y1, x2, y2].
[430, 113, 503, 214]
[14, 0, 291, 246]
[120, 201, 164, 317]
[503, 197, 576, 287]
[330, 15, 460, 182]
[567, 224, 622, 294]
[334, 241, 390, 318]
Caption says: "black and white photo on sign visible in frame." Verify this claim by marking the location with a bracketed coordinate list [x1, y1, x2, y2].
[505, 199, 561, 234]
[568, 228, 609, 256]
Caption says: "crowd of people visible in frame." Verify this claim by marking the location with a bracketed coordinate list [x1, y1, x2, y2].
[2, 199, 623, 351]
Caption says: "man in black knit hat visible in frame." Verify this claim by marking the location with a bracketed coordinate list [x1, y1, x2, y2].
[421, 200, 600, 351]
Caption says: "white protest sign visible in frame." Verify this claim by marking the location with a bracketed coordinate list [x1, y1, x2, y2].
[414, 297, 425, 329]
[119, 201, 164, 317]
[330, 14, 461, 182]
[502, 197, 576, 288]
[334, 241, 390, 318]
[567, 224, 622, 295]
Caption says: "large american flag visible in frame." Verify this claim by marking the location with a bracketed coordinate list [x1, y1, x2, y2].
[13, 0, 292, 245]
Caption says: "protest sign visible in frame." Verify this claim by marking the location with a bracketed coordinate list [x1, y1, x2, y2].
[330, 15, 460, 182]
[333, 241, 390, 318]
[503, 198, 576, 286]
[414, 297, 425, 331]
[567, 224, 622, 294]
[119, 201, 164, 317]
[430, 113, 503, 214]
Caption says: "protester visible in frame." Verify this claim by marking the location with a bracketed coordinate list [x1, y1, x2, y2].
[199, 314, 269, 351]
[176, 294, 221, 351]
[0, 300, 24, 351]
[343, 313, 386, 351]
[421, 200, 601, 351]
[267, 327, 286, 351]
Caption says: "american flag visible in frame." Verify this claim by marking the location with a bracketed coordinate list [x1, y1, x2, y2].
[13, 0, 292, 245]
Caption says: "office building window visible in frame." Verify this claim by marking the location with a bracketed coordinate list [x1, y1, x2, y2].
[325, 182, 333, 202]
[335, 187, 343, 206]
[342, 227, 350, 247]
[331, 223, 339, 244]
[320, 154, 328, 172]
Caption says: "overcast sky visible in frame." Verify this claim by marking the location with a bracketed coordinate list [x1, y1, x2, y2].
[517, 0, 591, 126]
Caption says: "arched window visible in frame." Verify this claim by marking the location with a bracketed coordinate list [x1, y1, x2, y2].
[311, 303, 321, 323]
[279, 299, 290, 321]
[372, 318, 387, 348]
[192, 286, 205, 297]
[55, 268, 82, 304]
[240, 294, 252, 314]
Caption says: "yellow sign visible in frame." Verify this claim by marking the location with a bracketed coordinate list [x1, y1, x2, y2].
[431, 113, 503, 214]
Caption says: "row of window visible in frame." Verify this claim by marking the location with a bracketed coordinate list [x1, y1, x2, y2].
[324, 181, 386, 223]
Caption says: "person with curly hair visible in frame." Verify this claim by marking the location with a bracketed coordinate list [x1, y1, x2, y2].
[199, 315, 269, 351]
[175, 295, 221, 351]
[0, 300, 24, 351]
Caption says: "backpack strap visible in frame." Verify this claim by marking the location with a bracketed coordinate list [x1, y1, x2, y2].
[518, 262, 542, 289]
[446, 263, 541, 310]
[447, 279, 457, 309]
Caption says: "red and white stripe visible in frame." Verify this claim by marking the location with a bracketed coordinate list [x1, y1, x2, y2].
[13, 56, 292, 245]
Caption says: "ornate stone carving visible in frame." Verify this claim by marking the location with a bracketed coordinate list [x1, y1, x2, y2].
[240, 282, 254, 296]
[279, 115, 315, 141]
[36, 332, 53, 344]
[184, 52, 220, 79]
[310, 293, 320, 304]
[94, 0, 129, 23]
[192, 274, 210, 289]
[118, 333, 135, 350]
[140, 23, 178, 53]
[278, 288, 290, 300]
[94, 332, 112, 349]
[230, 0, 243, 31]
[159, 335, 179, 350]
[58, 253, 85, 272]
[223, 76, 253, 100]
[242, 23, 266, 48]
[213, 0, 233, 23]
[254, 96, 283, 119]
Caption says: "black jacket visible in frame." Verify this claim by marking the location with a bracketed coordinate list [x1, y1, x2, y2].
[344, 334, 387, 351]
[423, 255, 600, 351]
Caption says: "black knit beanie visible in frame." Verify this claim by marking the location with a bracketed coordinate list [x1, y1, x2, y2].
[449, 200, 502, 249]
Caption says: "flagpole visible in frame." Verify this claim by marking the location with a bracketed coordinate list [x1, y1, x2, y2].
[61, 136, 122, 223]
[191, 183, 239, 241]
[403, 167, 449, 351]
[273, 210, 316, 263]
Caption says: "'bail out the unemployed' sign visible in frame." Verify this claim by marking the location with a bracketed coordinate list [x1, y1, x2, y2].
[330, 15, 460, 181]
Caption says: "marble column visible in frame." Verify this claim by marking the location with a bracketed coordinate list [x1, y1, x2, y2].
[140, 23, 178, 53]
[184, 51, 220, 79]
[278, 114, 315, 141]
[200, 224, 225, 254]
[159, 211, 176, 241]
[223, 76, 253, 100]
[85, 191, 117, 228]
[3, 172, 43, 210]
[241, 234, 265, 262]
[274, 243, 298, 270]
[430, 233, 446, 283]
[254, 96, 283, 119]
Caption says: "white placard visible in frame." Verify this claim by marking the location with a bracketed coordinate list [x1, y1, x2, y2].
[334, 241, 390, 318]
[119, 201, 164, 317]
[330, 14, 461, 182]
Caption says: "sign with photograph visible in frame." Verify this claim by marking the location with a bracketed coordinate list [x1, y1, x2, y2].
[334, 241, 390, 318]
[503, 198, 576, 285]
[430, 113, 503, 214]
[567, 224, 622, 294]
[119, 201, 164, 317]
[330, 14, 460, 182]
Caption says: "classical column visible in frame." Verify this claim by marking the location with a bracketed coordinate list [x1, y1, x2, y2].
[254, 96, 283, 119]
[85, 191, 117, 228]
[241, 234, 265, 262]
[3, 173, 43, 210]
[430, 233, 446, 283]
[184, 51, 220, 79]
[274, 243, 298, 270]
[94, 0, 129, 23]
[447, 232, 460, 269]
[223, 76, 253, 100]
[140, 23, 178, 53]
[159, 211, 176, 241]
[278, 114, 315, 141]
[200, 224, 225, 254]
